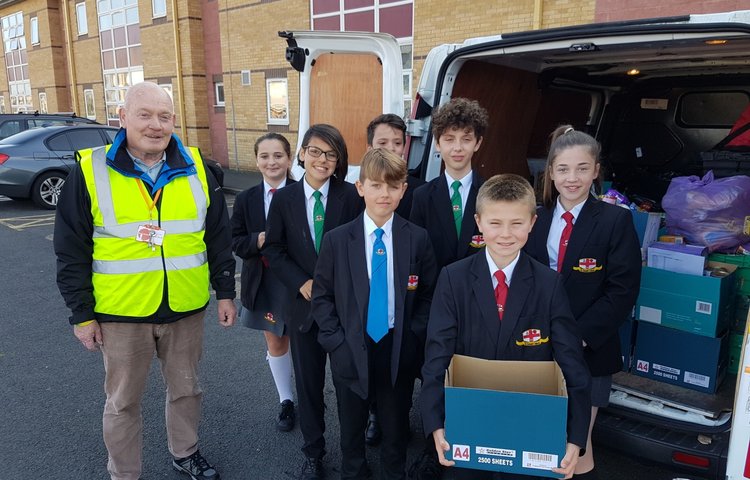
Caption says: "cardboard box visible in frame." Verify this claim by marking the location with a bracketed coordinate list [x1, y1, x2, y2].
[636, 261, 737, 337]
[633, 321, 728, 393]
[619, 318, 637, 372]
[647, 242, 707, 276]
[444, 355, 567, 478]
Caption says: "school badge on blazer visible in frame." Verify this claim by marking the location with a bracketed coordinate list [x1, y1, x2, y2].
[469, 234, 485, 248]
[572, 258, 603, 273]
[407, 275, 419, 291]
[264, 312, 276, 324]
[515, 328, 549, 347]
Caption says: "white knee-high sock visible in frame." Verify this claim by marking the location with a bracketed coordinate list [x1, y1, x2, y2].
[267, 350, 294, 403]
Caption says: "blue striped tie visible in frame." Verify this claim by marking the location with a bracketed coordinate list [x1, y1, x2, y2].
[367, 228, 388, 342]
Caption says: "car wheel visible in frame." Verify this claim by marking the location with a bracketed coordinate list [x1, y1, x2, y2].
[31, 171, 66, 209]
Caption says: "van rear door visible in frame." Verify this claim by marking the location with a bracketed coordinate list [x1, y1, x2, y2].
[279, 31, 404, 182]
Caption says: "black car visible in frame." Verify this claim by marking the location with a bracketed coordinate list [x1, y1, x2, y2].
[0, 112, 97, 141]
[0, 125, 118, 209]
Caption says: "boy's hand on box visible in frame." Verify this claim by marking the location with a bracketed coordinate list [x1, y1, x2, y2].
[432, 428, 455, 467]
[551, 442, 580, 478]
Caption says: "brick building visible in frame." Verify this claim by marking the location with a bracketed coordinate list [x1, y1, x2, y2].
[0, 0, 743, 170]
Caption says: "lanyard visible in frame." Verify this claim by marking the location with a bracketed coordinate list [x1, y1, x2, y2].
[136, 179, 162, 222]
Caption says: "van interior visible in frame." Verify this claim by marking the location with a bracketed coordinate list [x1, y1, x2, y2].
[433, 28, 750, 206]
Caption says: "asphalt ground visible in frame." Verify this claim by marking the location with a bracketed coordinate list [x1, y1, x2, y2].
[0, 192, 708, 480]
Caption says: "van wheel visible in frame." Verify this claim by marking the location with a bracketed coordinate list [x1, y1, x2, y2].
[31, 171, 66, 209]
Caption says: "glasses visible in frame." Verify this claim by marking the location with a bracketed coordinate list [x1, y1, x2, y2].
[303, 145, 338, 162]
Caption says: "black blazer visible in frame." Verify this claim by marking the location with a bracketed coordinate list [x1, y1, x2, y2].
[409, 171, 484, 270]
[264, 178, 363, 332]
[395, 174, 426, 219]
[311, 213, 438, 399]
[524, 197, 642, 376]
[230, 179, 296, 310]
[420, 252, 591, 448]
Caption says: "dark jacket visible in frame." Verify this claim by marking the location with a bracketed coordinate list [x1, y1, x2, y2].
[420, 251, 591, 448]
[263, 178, 363, 332]
[409, 171, 484, 270]
[231, 179, 296, 310]
[524, 197, 642, 376]
[54, 129, 236, 325]
[312, 213, 438, 399]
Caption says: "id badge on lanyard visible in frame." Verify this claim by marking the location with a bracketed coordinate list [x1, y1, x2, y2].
[134, 180, 164, 251]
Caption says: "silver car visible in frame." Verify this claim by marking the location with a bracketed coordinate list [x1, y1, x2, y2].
[0, 125, 118, 209]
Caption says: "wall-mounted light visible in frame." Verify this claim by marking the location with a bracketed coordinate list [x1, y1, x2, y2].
[626, 68, 640, 76]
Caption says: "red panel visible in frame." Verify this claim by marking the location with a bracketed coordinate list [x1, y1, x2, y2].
[129, 46, 142, 66]
[313, 15, 340, 31]
[127, 24, 140, 45]
[312, 0, 340, 15]
[113, 27, 126, 48]
[344, 11, 374, 32]
[115, 48, 128, 69]
[379, 4, 412, 38]
[344, 0, 373, 8]
[102, 51, 114, 70]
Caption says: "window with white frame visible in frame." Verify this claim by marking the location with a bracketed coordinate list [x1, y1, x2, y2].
[38, 92, 47, 113]
[30, 17, 39, 45]
[84, 89, 96, 119]
[160, 83, 173, 100]
[152, 0, 167, 18]
[311, 0, 414, 114]
[76, 3, 88, 36]
[214, 82, 225, 107]
[2, 12, 32, 112]
[266, 78, 288, 125]
[97, 0, 143, 126]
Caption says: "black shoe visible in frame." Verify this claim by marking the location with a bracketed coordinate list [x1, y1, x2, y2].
[277, 399, 296, 432]
[172, 450, 220, 480]
[407, 448, 443, 480]
[365, 412, 382, 446]
[300, 457, 324, 480]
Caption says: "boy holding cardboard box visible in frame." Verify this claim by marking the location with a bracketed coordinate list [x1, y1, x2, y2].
[420, 174, 591, 479]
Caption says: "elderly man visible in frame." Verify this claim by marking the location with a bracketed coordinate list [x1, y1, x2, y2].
[54, 81, 237, 480]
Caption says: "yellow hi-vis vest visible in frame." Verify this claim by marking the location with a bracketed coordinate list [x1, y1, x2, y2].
[78, 145, 211, 317]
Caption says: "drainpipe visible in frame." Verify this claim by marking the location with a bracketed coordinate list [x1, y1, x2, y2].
[171, 0, 187, 142]
[533, 0, 543, 30]
[62, 0, 79, 114]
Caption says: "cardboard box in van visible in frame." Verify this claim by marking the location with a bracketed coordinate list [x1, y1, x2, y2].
[444, 355, 567, 478]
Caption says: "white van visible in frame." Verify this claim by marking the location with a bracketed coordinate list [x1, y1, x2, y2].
[280, 10, 750, 479]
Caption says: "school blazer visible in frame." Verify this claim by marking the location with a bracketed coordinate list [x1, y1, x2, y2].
[409, 171, 484, 269]
[524, 197, 642, 376]
[311, 213, 438, 399]
[420, 252, 591, 448]
[264, 178, 363, 332]
[230, 180, 296, 310]
[395, 174, 426, 219]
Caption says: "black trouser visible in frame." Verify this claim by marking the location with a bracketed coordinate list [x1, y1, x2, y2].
[333, 331, 415, 479]
[289, 320, 328, 460]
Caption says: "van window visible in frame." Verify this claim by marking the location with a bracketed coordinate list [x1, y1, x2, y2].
[678, 91, 750, 128]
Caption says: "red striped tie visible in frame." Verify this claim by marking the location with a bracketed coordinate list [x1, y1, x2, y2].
[557, 211, 574, 272]
[494, 270, 507, 320]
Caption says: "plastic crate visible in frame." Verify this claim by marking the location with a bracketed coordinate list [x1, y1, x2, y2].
[709, 253, 750, 296]
[729, 332, 745, 375]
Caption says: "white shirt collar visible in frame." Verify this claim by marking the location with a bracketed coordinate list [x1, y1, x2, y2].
[364, 212, 394, 239]
[553, 197, 586, 222]
[485, 248, 520, 286]
[264, 178, 287, 194]
[303, 176, 330, 199]
[445, 170, 473, 191]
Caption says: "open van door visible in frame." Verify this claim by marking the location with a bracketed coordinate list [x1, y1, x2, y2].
[279, 31, 404, 182]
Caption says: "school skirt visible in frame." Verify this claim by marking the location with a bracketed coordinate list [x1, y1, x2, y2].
[239, 267, 288, 337]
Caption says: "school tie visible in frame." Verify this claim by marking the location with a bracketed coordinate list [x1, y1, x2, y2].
[557, 211, 574, 272]
[312, 190, 324, 253]
[494, 270, 508, 321]
[367, 228, 388, 342]
[451, 180, 462, 236]
[261, 188, 277, 268]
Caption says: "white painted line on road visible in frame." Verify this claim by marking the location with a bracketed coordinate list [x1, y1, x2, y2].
[0, 213, 56, 231]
